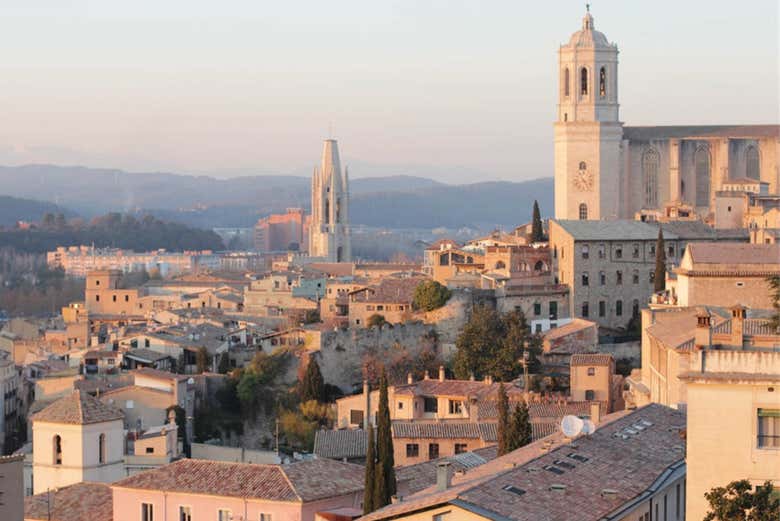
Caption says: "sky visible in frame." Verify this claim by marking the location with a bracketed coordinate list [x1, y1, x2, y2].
[0, 0, 776, 183]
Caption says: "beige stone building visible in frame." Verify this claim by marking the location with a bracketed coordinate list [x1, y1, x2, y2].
[555, 9, 779, 222]
[672, 243, 780, 309]
[347, 277, 421, 327]
[681, 349, 780, 521]
[0, 454, 24, 521]
[309, 139, 351, 262]
[569, 353, 614, 406]
[31, 390, 125, 494]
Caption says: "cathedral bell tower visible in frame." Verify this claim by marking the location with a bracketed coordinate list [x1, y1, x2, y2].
[309, 139, 352, 262]
[554, 7, 623, 220]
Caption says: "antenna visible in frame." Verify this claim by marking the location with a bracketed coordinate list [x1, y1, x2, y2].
[560, 415, 584, 438]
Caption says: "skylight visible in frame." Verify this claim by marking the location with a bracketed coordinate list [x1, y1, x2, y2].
[502, 485, 526, 496]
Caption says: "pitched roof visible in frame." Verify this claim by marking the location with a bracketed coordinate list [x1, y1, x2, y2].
[25, 482, 113, 521]
[686, 243, 780, 266]
[570, 353, 614, 366]
[314, 428, 370, 460]
[350, 277, 424, 304]
[132, 367, 190, 383]
[32, 390, 124, 425]
[112, 458, 364, 502]
[622, 124, 779, 140]
[397, 450, 493, 495]
[553, 220, 674, 241]
[361, 404, 686, 521]
[392, 378, 507, 400]
[542, 318, 597, 342]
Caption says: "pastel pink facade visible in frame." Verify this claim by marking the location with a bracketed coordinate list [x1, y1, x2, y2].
[111, 487, 362, 521]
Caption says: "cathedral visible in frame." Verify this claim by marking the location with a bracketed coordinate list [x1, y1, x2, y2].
[554, 8, 780, 221]
[309, 139, 352, 262]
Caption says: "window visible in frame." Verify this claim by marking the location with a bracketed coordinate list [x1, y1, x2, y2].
[179, 506, 192, 521]
[534, 303, 541, 316]
[632, 244, 640, 259]
[758, 408, 780, 447]
[495, 260, 506, 270]
[141, 503, 154, 521]
[406, 443, 420, 458]
[112, 295, 117, 302]
[599, 271, 606, 286]
[535, 260, 545, 271]
[599, 66, 606, 97]
[616, 271, 622, 285]
[366, 305, 375, 311]
[218, 509, 231, 521]
[632, 270, 639, 284]
[616, 300, 623, 316]
[455, 443, 468, 454]
[377, 305, 384, 311]
[643, 149, 659, 207]
[581, 245, 589, 259]
[585, 390, 595, 401]
[581, 302, 589, 318]
[582, 272, 589, 286]
[423, 397, 438, 413]
[549, 301, 558, 319]
[598, 244, 606, 259]
[598, 301, 605, 317]
[587, 367, 595, 376]
[649, 271, 655, 284]
[432, 513, 450, 521]
[695, 145, 711, 206]
[579, 203, 588, 220]
[650, 244, 655, 255]
[633, 299, 640, 317]
[260, 515, 272, 521]
[96, 295, 100, 302]
[564, 67, 570, 97]
[146, 447, 154, 454]
[53, 435, 62, 465]
[580, 67, 588, 95]
[428, 443, 440, 460]
[615, 246, 623, 259]
[99, 433, 106, 464]
[398, 401, 404, 410]
[746, 145, 760, 180]
[449, 400, 463, 415]
[350, 409, 364, 426]
[668, 245, 675, 257]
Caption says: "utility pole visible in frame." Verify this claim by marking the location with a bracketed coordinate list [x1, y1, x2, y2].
[521, 341, 530, 399]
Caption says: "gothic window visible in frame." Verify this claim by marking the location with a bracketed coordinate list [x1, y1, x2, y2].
[746, 145, 760, 180]
[564, 67, 570, 97]
[53, 435, 62, 465]
[695, 146, 711, 207]
[599, 67, 606, 97]
[579, 203, 588, 220]
[580, 67, 588, 96]
[336, 246, 344, 263]
[534, 260, 545, 271]
[324, 200, 330, 224]
[642, 148, 659, 207]
[99, 433, 106, 464]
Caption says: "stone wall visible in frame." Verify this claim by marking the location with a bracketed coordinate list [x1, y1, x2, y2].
[596, 341, 641, 365]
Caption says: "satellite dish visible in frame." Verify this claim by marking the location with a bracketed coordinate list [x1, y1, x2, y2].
[581, 419, 596, 435]
[561, 415, 584, 438]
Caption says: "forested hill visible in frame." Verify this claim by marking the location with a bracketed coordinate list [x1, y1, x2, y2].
[0, 213, 225, 254]
[0, 195, 74, 227]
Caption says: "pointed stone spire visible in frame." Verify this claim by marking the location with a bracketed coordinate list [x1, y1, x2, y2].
[309, 139, 351, 261]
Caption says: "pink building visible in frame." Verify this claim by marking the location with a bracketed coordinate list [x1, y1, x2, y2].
[111, 458, 365, 521]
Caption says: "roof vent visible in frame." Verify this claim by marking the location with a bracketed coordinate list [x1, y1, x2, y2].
[567, 453, 589, 463]
[502, 485, 526, 496]
[553, 460, 575, 469]
[550, 484, 567, 491]
[601, 489, 619, 496]
[543, 465, 565, 475]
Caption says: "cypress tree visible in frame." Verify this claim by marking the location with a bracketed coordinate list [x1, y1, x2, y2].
[510, 400, 532, 450]
[217, 351, 231, 374]
[531, 200, 544, 242]
[496, 383, 509, 456]
[363, 424, 376, 515]
[654, 228, 667, 293]
[301, 358, 325, 403]
[374, 369, 396, 507]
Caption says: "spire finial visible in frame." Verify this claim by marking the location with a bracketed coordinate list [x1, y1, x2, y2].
[586, 3, 590, 13]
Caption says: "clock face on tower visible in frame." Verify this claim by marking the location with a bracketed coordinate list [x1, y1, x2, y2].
[573, 163, 594, 191]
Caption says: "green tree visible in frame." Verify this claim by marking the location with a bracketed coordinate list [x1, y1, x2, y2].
[508, 400, 532, 452]
[236, 371, 261, 413]
[531, 200, 544, 242]
[301, 358, 325, 403]
[767, 276, 780, 332]
[704, 480, 779, 521]
[196, 346, 210, 374]
[374, 369, 396, 508]
[412, 280, 452, 312]
[217, 351, 231, 374]
[367, 314, 388, 328]
[654, 228, 667, 293]
[453, 306, 541, 381]
[363, 423, 376, 514]
[496, 383, 510, 456]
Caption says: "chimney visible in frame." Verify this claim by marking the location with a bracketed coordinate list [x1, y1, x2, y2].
[438, 365, 445, 382]
[469, 372, 475, 381]
[363, 380, 370, 430]
[589, 402, 601, 424]
[424, 370, 430, 380]
[694, 310, 712, 350]
[407, 372, 413, 385]
[730, 304, 746, 348]
[391, 495, 402, 504]
[436, 462, 452, 492]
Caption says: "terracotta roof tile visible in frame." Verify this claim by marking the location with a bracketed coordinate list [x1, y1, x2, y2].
[32, 390, 124, 425]
[25, 482, 113, 521]
[314, 429, 370, 460]
[570, 353, 614, 366]
[112, 458, 365, 502]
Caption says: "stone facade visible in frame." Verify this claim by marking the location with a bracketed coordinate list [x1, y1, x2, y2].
[554, 10, 780, 221]
[308, 139, 351, 262]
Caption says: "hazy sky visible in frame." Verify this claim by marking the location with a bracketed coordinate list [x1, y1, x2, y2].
[0, 0, 776, 183]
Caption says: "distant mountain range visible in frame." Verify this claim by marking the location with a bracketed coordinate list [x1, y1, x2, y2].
[0, 195, 74, 227]
[0, 164, 553, 230]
